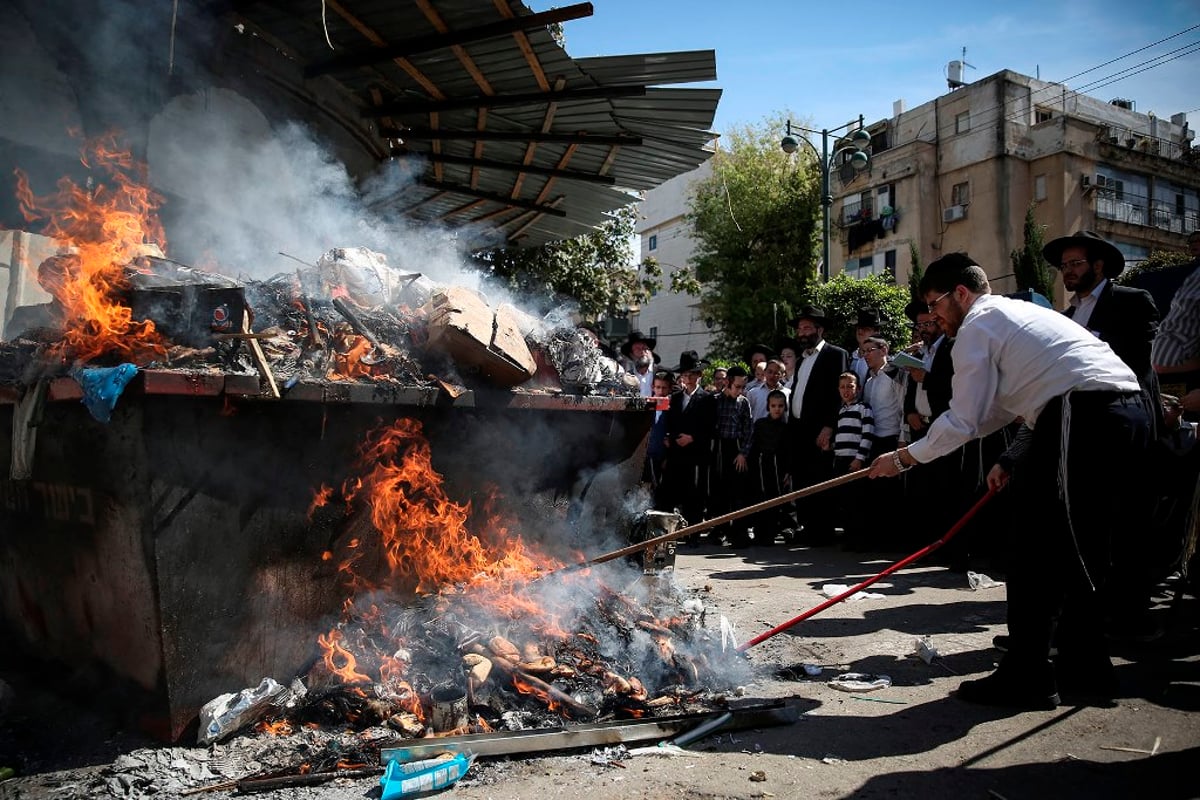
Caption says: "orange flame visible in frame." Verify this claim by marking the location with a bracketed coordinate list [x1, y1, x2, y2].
[13, 131, 167, 362]
[316, 628, 371, 683]
[256, 719, 294, 736]
[337, 418, 561, 600]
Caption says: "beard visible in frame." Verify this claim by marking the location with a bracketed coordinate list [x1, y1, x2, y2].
[1065, 269, 1098, 294]
[796, 333, 818, 350]
[634, 351, 653, 368]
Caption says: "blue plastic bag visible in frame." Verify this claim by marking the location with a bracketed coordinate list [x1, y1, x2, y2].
[380, 752, 474, 799]
[75, 363, 138, 423]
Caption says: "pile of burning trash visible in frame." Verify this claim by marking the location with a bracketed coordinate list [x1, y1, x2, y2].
[2, 138, 637, 397]
[194, 416, 746, 748]
[1, 245, 638, 399]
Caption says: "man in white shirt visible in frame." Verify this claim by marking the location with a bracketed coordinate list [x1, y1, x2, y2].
[621, 331, 658, 397]
[869, 253, 1152, 711]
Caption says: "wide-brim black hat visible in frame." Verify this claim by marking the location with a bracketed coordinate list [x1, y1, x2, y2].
[620, 330, 658, 358]
[787, 304, 827, 328]
[743, 343, 776, 364]
[1042, 230, 1126, 278]
[903, 299, 926, 323]
[853, 308, 882, 328]
[775, 337, 801, 355]
[669, 350, 708, 374]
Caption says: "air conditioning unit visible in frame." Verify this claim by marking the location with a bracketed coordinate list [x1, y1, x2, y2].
[1094, 173, 1111, 190]
[942, 204, 966, 223]
[1081, 175, 1091, 189]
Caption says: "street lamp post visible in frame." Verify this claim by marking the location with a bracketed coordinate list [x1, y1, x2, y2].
[781, 116, 873, 282]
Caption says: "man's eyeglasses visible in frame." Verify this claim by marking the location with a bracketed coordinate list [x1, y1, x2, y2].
[1060, 258, 1089, 270]
[912, 320, 938, 330]
[926, 291, 951, 314]
[859, 346, 883, 356]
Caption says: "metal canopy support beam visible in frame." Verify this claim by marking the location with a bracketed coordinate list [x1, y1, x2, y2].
[415, 151, 615, 185]
[493, 0, 550, 91]
[324, 0, 446, 99]
[378, 128, 642, 146]
[362, 85, 646, 118]
[306, 3, 594, 77]
[421, 180, 568, 216]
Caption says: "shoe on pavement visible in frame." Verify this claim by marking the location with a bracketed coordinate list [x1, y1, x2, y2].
[955, 669, 1061, 711]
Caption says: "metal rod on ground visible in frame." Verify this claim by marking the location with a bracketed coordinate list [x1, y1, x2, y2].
[543, 469, 871, 579]
[736, 487, 999, 652]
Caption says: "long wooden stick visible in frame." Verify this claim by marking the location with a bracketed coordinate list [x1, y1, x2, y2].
[544, 468, 871, 579]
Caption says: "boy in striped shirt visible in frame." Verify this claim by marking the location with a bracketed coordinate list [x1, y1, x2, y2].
[834, 372, 874, 473]
[833, 372, 873, 548]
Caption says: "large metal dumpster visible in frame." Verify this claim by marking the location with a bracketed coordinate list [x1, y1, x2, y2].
[0, 371, 653, 740]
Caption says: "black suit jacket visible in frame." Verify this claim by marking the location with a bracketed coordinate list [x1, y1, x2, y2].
[664, 387, 717, 464]
[789, 341, 849, 444]
[903, 337, 955, 422]
[1066, 282, 1158, 388]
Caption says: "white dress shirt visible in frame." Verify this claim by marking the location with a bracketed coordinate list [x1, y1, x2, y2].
[790, 339, 826, 420]
[864, 364, 905, 438]
[1068, 277, 1107, 330]
[635, 367, 654, 397]
[907, 294, 1139, 464]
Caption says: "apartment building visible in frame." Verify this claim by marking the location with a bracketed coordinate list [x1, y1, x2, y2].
[832, 69, 1198, 301]
[631, 160, 715, 368]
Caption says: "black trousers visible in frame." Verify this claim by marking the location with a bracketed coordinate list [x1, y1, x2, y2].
[1004, 390, 1152, 671]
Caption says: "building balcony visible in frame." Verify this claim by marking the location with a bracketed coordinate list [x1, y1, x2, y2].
[1095, 191, 1198, 234]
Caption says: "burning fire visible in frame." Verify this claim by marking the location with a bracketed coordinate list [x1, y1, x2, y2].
[14, 131, 167, 362]
[334, 418, 560, 598]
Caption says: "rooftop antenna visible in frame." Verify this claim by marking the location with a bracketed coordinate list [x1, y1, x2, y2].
[947, 46, 976, 89]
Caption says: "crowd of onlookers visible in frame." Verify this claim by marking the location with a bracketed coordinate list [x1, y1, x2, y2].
[617, 229, 1200, 640]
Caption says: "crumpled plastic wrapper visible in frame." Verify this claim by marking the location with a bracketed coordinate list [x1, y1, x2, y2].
[821, 583, 885, 602]
[827, 672, 892, 692]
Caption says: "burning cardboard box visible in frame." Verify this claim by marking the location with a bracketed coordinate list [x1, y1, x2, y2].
[423, 287, 536, 388]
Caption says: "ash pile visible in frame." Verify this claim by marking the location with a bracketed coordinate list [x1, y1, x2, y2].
[1, 246, 637, 397]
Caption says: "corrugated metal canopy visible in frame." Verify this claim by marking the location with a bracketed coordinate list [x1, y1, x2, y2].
[225, 0, 720, 248]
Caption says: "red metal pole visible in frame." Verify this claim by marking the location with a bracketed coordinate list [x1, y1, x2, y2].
[736, 487, 998, 653]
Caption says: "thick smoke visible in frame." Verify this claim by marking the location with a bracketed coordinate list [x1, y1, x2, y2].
[149, 105, 483, 293]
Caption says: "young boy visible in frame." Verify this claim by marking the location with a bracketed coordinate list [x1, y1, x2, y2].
[833, 372, 874, 473]
[833, 372, 873, 547]
[748, 389, 793, 545]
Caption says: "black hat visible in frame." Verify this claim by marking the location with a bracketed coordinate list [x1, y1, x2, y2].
[853, 308, 882, 328]
[787, 304, 827, 328]
[903, 299, 926, 323]
[743, 343, 776, 364]
[1042, 230, 1126, 278]
[670, 350, 708, 374]
[620, 330, 658, 358]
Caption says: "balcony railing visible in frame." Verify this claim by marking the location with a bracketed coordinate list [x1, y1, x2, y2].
[841, 198, 874, 226]
[1096, 191, 1199, 233]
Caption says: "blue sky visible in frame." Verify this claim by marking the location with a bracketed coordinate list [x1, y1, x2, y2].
[530, 0, 1199, 136]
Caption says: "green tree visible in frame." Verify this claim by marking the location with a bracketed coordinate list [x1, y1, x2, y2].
[1010, 203, 1055, 298]
[1115, 248, 1192, 286]
[811, 273, 912, 352]
[907, 241, 924, 301]
[470, 205, 661, 318]
[681, 113, 822, 357]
